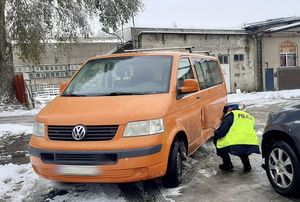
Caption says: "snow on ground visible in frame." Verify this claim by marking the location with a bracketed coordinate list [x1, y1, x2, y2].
[0, 108, 41, 117]
[0, 95, 50, 117]
[0, 162, 126, 202]
[46, 184, 125, 202]
[228, 89, 300, 106]
[0, 163, 38, 201]
[161, 186, 184, 202]
[0, 124, 32, 138]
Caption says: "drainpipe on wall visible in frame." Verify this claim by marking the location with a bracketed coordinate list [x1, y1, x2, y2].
[137, 32, 143, 49]
[256, 33, 264, 91]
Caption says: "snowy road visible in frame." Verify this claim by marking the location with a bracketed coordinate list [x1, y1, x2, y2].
[1, 90, 300, 201]
[0, 115, 34, 124]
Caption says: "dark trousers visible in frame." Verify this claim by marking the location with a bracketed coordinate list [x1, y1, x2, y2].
[219, 153, 251, 167]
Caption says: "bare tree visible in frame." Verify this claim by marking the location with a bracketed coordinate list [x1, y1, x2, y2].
[0, 0, 143, 101]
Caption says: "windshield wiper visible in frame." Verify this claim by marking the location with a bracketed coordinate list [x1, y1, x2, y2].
[105, 92, 146, 96]
[62, 93, 87, 97]
[62, 92, 146, 96]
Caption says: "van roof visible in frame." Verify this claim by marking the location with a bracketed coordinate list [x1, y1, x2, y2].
[88, 51, 218, 61]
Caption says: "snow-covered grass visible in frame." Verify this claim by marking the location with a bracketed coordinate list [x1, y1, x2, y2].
[228, 89, 300, 106]
[0, 124, 32, 138]
[0, 95, 46, 117]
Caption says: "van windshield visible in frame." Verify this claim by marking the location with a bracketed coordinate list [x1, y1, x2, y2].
[63, 56, 173, 96]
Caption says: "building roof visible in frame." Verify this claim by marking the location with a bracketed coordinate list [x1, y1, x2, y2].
[265, 21, 300, 32]
[131, 27, 247, 36]
[244, 16, 300, 33]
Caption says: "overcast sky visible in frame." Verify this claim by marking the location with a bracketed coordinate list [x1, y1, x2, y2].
[132, 0, 300, 29]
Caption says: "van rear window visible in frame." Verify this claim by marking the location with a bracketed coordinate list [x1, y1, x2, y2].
[63, 56, 173, 96]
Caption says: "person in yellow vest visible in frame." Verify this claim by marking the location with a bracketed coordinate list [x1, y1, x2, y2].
[214, 104, 260, 172]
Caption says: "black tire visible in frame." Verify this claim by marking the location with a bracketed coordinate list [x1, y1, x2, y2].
[163, 138, 183, 188]
[265, 140, 300, 197]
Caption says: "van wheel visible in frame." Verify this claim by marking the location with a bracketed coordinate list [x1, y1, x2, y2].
[163, 138, 183, 188]
[265, 140, 300, 197]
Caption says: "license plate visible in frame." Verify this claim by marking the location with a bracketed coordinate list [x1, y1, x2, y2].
[57, 165, 100, 176]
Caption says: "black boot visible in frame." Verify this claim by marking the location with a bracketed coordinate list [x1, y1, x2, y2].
[240, 155, 251, 172]
[219, 154, 233, 171]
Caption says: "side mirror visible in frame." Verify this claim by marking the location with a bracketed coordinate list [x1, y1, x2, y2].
[60, 82, 67, 94]
[180, 79, 199, 94]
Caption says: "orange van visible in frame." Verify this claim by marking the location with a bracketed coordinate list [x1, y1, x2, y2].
[30, 51, 227, 187]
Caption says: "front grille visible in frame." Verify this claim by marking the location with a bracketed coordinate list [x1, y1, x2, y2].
[41, 152, 118, 165]
[48, 125, 118, 141]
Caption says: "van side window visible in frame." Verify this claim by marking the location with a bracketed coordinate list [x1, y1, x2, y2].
[177, 58, 194, 87]
[193, 58, 223, 89]
[193, 59, 208, 89]
[208, 61, 223, 85]
[200, 61, 214, 88]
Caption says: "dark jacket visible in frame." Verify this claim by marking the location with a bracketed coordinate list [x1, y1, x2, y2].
[214, 111, 260, 156]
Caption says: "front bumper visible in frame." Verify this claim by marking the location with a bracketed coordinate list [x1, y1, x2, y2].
[30, 145, 166, 183]
[29, 145, 162, 165]
[29, 134, 168, 183]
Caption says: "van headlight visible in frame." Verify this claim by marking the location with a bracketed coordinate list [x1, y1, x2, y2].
[33, 121, 45, 137]
[124, 118, 164, 137]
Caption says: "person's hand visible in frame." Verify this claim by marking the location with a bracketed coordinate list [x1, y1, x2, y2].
[213, 122, 221, 130]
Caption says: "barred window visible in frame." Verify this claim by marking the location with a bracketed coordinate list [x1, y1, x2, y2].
[218, 55, 229, 64]
[234, 54, 244, 61]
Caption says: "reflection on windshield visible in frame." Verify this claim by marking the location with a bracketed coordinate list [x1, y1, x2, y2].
[63, 56, 173, 96]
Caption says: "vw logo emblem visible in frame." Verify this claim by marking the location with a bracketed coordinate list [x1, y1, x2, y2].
[72, 125, 86, 140]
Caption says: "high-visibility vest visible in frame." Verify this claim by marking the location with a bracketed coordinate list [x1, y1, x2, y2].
[216, 110, 259, 149]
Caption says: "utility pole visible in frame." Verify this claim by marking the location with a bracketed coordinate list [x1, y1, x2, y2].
[121, 20, 124, 42]
[132, 12, 135, 27]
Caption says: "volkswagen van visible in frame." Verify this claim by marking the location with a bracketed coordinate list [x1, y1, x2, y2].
[30, 51, 227, 187]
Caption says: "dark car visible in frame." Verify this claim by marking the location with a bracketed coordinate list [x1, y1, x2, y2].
[261, 104, 300, 197]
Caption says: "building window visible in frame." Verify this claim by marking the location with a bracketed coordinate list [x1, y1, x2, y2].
[234, 54, 244, 61]
[218, 55, 229, 64]
[280, 40, 297, 67]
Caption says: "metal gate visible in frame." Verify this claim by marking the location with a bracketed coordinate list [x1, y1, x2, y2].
[265, 68, 274, 91]
[277, 67, 300, 90]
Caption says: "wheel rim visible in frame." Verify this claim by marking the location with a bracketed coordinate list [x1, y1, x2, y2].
[268, 148, 294, 188]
